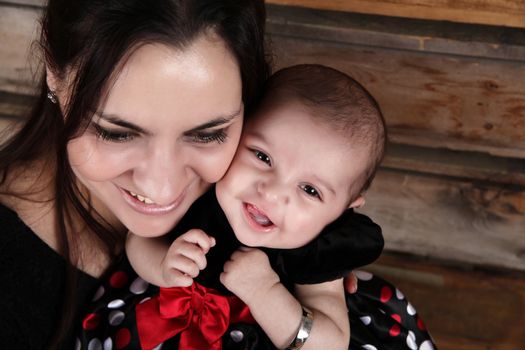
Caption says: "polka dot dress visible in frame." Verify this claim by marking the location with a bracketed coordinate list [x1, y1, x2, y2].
[345, 271, 436, 350]
[76, 257, 437, 350]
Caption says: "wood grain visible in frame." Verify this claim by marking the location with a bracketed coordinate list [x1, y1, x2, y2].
[267, 0, 525, 28]
[359, 169, 525, 271]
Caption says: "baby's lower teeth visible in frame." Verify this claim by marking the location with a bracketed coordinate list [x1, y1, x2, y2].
[254, 215, 271, 226]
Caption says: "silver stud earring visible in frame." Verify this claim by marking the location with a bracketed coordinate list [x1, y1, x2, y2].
[47, 90, 58, 104]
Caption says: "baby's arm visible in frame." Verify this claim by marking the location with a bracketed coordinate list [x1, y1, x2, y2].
[221, 247, 349, 350]
[126, 230, 215, 287]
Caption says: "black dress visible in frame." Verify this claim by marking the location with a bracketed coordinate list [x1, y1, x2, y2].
[0, 203, 100, 349]
[77, 190, 436, 350]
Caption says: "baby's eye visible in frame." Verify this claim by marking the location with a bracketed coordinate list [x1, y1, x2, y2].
[254, 150, 271, 166]
[300, 184, 321, 200]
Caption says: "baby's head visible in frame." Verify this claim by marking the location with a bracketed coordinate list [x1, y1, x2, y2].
[216, 64, 386, 249]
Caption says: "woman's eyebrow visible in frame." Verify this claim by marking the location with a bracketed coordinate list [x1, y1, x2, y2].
[185, 108, 243, 133]
[94, 112, 150, 135]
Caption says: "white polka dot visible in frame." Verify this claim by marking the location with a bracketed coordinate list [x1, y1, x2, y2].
[130, 277, 149, 295]
[360, 316, 372, 325]
[355, 270, 373, 281]
[362, 345, 377, 350]
[107, 299, 125, 309]
[92, 286, 105, 301]
[230, 329, 244, 342]
[395, 288, 405, 300]
[74, 338, 81, 350]
[419, 340, 435, 350]
[103, 337, 113, 350]
[108, 310, 125, 326]
[407, 331, 417, 350]
[152, 344, 163, 350]
[88, 338, 103, 350]
[407, 302, 416, 316]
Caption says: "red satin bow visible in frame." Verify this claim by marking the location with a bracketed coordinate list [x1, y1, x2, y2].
[136, 282, 255, 350]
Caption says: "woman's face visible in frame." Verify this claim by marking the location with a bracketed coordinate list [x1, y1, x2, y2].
[66, 35, 243, 237]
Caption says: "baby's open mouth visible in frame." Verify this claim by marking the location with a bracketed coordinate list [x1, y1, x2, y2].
[245, 203, 274, 227]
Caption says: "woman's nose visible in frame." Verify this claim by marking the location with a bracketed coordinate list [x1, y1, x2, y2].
[133, 146, 186, 205]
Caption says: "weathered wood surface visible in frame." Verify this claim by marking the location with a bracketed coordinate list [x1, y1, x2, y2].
[369, 253, 525, 350]
[0, 4, 42, 94]
[267, 6, 525, 158]
[267, 0, 525, 29]
[359, 169, 525, 271]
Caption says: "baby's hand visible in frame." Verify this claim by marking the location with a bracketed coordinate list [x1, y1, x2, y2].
[161, 229, 215, 287]
[220, 247, 279, 304]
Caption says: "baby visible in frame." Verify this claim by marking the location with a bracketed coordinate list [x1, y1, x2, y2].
[127, 64, 386, 350]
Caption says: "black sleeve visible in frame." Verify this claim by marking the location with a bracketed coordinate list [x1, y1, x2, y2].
[265, 209, 384, 284]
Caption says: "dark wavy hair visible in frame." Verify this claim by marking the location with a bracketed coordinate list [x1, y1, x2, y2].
[0, 0, 269, 347]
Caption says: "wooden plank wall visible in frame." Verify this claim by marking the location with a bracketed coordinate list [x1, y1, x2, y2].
[267, 0, 525, 28]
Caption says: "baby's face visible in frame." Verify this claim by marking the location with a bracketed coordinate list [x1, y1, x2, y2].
[216, 100, 369, 249]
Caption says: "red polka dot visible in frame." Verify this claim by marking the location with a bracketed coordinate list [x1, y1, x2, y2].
[391, 314, 401, 323]
[82, 313, 101, 330]
[116, 328, 132, 349]
[389, 324, 401, 337]
[344, 276, 357, 293]
[110, 271, 129, 289]
[380, 286, 392, 303]
[417, 316, 427, 331]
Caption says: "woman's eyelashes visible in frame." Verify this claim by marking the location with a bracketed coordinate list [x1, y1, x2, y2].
[188, 129, 228, 144]
[93, 122, 229, 145]
[93, 124, 136, 143]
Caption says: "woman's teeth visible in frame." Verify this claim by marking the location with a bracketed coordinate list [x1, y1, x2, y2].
[129, 191, 154, 204]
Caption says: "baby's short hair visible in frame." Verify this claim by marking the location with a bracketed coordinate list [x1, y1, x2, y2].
[262, 64, 386, 199]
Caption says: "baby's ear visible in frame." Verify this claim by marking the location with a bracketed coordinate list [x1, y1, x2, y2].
[348, 195, 365, 209]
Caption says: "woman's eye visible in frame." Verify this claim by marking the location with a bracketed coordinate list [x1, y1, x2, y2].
[300, 184, 321, 200]
[254, 150, 271, 166]
[94, 124, 135, 143]
[190, 130, 228, 144]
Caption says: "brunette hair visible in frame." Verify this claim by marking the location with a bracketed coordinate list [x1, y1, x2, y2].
[0, 0, 269, 347]
[262, 64, 386, 200]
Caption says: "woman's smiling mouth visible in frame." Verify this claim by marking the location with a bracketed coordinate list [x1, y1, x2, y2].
[119, 187, 185, 215]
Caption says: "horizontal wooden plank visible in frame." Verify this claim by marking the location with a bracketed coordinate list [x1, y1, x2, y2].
[268, 33, 525, 158]
[267, 5, 525, 61]
[267, 0, 525, 29]
[368, 253, 525, 350]
[383, 144, 525, 187]
[358, 169, 525, 271]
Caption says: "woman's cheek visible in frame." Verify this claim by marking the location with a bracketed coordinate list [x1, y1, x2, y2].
[67, 137, 138, 181]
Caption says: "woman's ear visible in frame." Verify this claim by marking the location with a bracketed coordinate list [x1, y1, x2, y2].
[45, 65, 60, 93]
[348, 195, 365, 209]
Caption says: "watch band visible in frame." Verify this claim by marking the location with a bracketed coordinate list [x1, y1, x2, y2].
[287, 306, 314, 350]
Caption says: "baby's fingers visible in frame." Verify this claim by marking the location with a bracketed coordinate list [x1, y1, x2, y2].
[180, 229, 216, 253]
[163, 268, 194, 287]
